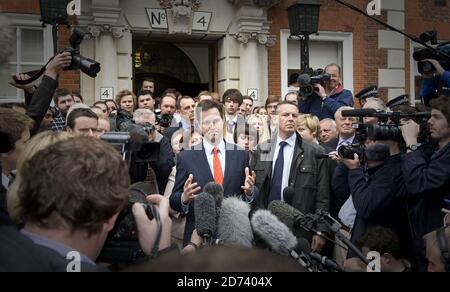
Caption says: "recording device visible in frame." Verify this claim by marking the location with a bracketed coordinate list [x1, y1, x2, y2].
[64, 28, 101, 78]
[98, 182, 159, 265]
[155, 111, 174, 128]
[297, 69, 331, 97]
[194, 192, 217, 245]
[105, 109, 160, 163]
[413, 41, 450, 75]
[217, 197, 254, 248]
[204, 182, 224, 208]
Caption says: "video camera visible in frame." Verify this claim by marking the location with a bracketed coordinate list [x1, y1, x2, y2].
[64, 28, 101, 78]
[104, 109, 160, 163]
[413, 30, 450, 75]
[154, 109, 174, 128]
[337, 109, 431, 160]
[297, 69, 331, 97]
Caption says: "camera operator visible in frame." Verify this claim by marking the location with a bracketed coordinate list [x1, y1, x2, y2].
[7, 137, 172, 272]
[419, 59, 450, 106]
[299, 64, 354, 120]
[400, 95, 450, 270]
[157, 95, 177, 135]
[129, 109, 175, 193]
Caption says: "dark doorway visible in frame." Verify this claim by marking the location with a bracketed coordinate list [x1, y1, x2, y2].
[132, 39, 216, 98]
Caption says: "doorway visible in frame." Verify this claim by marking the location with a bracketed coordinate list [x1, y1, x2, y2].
[132, 38, 217, 98]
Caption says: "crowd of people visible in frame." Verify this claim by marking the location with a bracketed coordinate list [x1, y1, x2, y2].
[1, 49, 450, 273]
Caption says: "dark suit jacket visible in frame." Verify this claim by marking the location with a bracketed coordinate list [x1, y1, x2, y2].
[251, 133, 330, 240]
[164, 122, 183, 141]
[170, 141, 249, 246]
[0, 184, 13, 226]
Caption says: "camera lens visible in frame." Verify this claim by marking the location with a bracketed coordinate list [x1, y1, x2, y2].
[338, 145, 357, 160]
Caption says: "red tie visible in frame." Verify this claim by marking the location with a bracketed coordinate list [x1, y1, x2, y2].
[213, 147, 224, 185]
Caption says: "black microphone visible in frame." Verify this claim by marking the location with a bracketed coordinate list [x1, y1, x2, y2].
[203, 182, 224, 209]
[341, 108, 378, 118]
[308, 252, 346, 272]
[283, 187, 296, 206]
[315, 153, 332, 159]
[194, 192, 217, 245]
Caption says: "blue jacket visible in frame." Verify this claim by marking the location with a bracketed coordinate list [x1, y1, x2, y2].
[299, 86, 354, 120]
[420, 71, 450, 106]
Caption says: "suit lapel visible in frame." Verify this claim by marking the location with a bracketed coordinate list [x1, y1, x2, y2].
[223, 143, 237, 192]
[289, 134, 304, 183]
[195, 146, 214, 184]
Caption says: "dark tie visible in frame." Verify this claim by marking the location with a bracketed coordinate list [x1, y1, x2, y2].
[269, 141, 288, 203]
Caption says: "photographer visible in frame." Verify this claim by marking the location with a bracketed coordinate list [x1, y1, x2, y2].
[129, 109, 175, 193]
[7, 137, 172, 272]
[419, 59, 450, 106]
[400, 95, 450, 270]
[299, 64, 354, 120]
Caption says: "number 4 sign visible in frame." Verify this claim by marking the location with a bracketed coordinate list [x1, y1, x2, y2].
[247, 89, 258, 101]
[192, 12, 212, 31]
[100, 87, 114, 101]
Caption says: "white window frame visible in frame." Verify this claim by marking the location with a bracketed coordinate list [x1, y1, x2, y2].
[1, 13, 53, 102]
[280, 29, 354, 99]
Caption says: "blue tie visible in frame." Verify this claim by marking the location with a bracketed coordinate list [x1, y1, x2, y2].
[269, 141, 288, 202]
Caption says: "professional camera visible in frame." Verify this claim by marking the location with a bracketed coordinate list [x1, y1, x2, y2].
[297, 69, 331, 97]
[98, 182, 158, 265]
[155, 112, 174, 128]
[338, 144, 364, 160]
[64, 28, 101, 77]
[413, 30, 450, 75]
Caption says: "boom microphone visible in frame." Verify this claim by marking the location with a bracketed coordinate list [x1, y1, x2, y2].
[341, 108, 378, 118]
[203, 182, 224, 209]
[268, 200, 304, 232]
[194, 193, 217, 245]
[217, 197, 254, 248]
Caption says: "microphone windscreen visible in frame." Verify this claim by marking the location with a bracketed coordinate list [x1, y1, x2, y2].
[203, 182, 224, 208]
[217, 197, 254, 248]
[282, 187, 296, 206]
[194, 193, 217, 239]
[297, 74, 311, 86]
[251, 209, 297, 255]
[295, 237, 311, 254]
[268, 200, 303, 231]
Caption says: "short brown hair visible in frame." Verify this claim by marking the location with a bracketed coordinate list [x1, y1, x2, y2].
[430, 95, 450, 124]
[265, 95, 280, 108]
[0, 108, 34, 144]
[196, 99, 224, 120]
[17, 137, 130, 235]
[66, 108, 99, 130]
[115, 90, 136, 110]
[222, 89, 243, 105]
[53, 88, 72, 105]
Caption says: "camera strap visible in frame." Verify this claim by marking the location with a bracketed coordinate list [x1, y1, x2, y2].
[13, 56, 55, 85]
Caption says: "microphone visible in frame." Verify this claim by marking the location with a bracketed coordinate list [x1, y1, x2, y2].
[315, 153, 332, 159]
[194, 192, 217, 245]
[203, 182, 224, 209]
[251, 210, 314, 271]
[268, 200, 304, 232]
[283, 187, 296, 206]
[341, 108, 378, 118]
[308, 252, 346, 273]
[355, 85, 378, 100]
[217, 197, 254, 248]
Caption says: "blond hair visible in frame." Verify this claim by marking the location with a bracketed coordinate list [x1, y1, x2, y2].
[296, 114, 320, 138]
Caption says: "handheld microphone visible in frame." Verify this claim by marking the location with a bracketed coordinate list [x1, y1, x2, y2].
[217, 197, 254, 248]
[268, 200, 304, 232]
[283, 187, 296, 206]
[203, 182, 224, 209]
[315, 153, 332, 159]
[194, 193, 217, 245]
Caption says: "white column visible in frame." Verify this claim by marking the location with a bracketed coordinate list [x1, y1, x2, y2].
[239, 41, 261, 103]
[95, 31, 118, 100]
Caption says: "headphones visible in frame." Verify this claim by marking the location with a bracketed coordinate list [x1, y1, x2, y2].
[436, 226, 450, 272]
[0, 131, 14, 154]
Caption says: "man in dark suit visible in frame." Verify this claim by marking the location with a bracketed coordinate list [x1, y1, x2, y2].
[170, 100, 256, 246]
[251, 101, 330, 252]
[165, 96, 197, 141]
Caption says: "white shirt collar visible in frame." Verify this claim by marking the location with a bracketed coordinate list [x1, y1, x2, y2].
[1, 173, 9, 190]
[276, 133, 297, 147]
[203, 138, 226, 155]
[338, 135, 355, 145]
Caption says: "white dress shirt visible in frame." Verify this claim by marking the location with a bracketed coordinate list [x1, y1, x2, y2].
[272, 134, 297, 201]
[203, 139, 226, 178]
[1, 173, 10, 190]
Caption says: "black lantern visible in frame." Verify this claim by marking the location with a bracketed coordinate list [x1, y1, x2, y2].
[39, 0, 69, 25]
[287, 0, 322, 73]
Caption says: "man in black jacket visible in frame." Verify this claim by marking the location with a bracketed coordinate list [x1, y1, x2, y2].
[401, 95, 450, 270]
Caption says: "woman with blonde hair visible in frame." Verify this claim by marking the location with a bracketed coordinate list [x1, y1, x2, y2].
[296, 114, 320, 144]
[7, 131, 73, 222]
[247, 114, 270, 145]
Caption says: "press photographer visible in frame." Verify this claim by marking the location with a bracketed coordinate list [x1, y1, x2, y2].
[298, 64, 354, 120]
[414, 31, 450, 106]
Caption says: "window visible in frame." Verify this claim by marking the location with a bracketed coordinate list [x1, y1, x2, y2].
[280, 29, 353, 99]
[0, 25, 52, 101]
